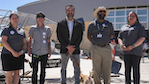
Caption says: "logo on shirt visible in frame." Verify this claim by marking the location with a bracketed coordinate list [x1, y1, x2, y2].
[10, 30, 15, 35]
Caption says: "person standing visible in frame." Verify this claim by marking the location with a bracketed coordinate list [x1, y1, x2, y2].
[87, 6, 114, 84]
[1, 13, 27, 84]
[28, 12, 51, 84]
[118, 11, 146, 84]
[56, 5, 83, 84]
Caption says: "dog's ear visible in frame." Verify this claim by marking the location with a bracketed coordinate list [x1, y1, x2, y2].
[80, 76, 84, 82]
[80, 74, 84, 82]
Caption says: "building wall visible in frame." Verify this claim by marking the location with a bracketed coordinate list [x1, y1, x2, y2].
[17, 0, 149, 22]
[18, 0, 149, 41]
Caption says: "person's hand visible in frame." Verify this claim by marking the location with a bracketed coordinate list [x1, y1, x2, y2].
[122, 45, 133, 51]
[126, 46, 133, 51]
[67, 45, 75, 54]
[12, 51, 19, 57]
[18, 51, 23, 56]
[121, 45, 128, 51]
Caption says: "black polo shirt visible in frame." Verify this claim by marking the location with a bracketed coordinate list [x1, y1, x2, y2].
[1, 26, 26, 54]
[118, 22, 146, 56]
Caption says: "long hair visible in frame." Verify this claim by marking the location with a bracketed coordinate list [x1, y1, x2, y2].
[8, 13, 19, 26]
[127, 11, 140, 24]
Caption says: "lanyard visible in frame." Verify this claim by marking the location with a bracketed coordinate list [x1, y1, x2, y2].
[96, 20, 105, 33]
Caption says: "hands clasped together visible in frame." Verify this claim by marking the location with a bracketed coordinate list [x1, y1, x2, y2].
[67, 45, 75, 54]
[121, 45, 135, 51]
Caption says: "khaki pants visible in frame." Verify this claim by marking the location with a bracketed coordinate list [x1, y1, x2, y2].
[91, 44, 112, 84]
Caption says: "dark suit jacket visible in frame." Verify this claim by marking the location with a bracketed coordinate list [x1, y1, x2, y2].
[56, 18, 83, 54]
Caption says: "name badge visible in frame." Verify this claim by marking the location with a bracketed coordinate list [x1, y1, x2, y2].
[97, 33, 102, 38]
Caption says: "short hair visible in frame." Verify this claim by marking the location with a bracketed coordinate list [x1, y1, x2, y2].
[65, 5, 75, 11]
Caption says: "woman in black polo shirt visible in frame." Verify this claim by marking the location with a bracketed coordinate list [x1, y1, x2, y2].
[118, 11, 146, 84]
[1, 13, 27, 84]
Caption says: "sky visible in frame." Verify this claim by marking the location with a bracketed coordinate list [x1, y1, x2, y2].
[0, 0, 39, 11]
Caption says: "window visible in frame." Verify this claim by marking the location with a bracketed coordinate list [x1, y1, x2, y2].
[116, 11, 125, 16]
[116, 17, 125, 22]
[116, 24, 125, 29]
[106, 18, 114, 22]
[126, 10, 136, 15]
[138, 16, 147, 21]
[108, 11, 114, 16]
[137, 9, 147, 15]
[107, 7, 148, 30]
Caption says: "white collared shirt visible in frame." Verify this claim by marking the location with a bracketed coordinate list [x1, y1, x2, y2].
[66, 17, 74, 41]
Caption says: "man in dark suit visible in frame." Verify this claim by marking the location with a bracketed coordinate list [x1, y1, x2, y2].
[56, 5, 83, 84]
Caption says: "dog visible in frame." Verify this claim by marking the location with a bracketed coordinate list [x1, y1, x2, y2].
[80, 71, 93, 84]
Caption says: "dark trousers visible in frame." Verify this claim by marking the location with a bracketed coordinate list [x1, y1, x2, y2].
[124, 54, 141, 84]
[32, 54, 48, 84]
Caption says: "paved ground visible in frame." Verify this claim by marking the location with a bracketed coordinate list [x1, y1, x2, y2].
[0, 52, 149, 84]
[19, 54, 149, 84]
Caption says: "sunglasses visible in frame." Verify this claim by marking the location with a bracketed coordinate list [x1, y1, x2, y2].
[37, 16, 44, 18]
[99, 10, 106, 13]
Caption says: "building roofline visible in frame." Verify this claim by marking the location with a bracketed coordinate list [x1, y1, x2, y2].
[17, 0, 48, 10]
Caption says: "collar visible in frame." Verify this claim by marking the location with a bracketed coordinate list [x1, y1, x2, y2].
[96, 19, 105, 24]
[128, 22, 138, 27]
[9, 25, 20, 30]
[34, 24, 45, 29]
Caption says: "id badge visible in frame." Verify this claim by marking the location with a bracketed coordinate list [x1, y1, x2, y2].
[97, 33, 102, 38]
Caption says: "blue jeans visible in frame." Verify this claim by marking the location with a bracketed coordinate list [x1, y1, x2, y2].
[60, 54, 80, 84]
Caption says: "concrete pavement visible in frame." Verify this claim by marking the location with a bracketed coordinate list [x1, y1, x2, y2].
[18, 54, 149, 84]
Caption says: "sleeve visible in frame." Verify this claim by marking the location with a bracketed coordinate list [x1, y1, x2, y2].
[87, 23, 92, 37]
[138, 25, 146, 38]
[28, 27, 33, 36]
[110, 23, 114, 36]
[75, 22, 83, 48]
[117, 29, 123, 40]
[47, 28, 52, 38]
[56, 22, 68, 47]
[1, 28, 9, 36]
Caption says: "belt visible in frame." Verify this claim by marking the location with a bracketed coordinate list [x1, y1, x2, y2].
[94, 44, 108, 47]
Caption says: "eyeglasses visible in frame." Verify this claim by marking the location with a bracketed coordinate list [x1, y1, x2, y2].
[128, 15, 136, 18]
[11, 17, 19, 20]
[99, 10, 106, 13]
